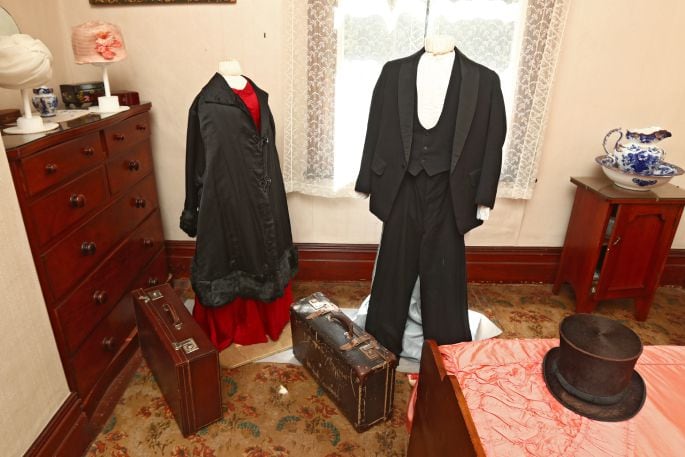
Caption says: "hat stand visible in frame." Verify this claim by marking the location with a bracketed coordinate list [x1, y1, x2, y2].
[88, 63, 129, 114]
[2, 88, 59, 134]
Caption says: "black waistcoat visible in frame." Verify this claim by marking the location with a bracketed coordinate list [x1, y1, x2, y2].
[408, 55, 461, 176]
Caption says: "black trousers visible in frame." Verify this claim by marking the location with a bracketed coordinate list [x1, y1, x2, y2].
[366, 171, 471, 356]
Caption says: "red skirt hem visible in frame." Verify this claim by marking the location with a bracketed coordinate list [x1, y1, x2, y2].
[192, 283, 293, 351]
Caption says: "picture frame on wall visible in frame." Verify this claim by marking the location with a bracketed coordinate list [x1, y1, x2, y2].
[89, 0, 236, 5]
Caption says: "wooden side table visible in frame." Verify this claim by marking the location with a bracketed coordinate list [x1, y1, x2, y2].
[553, 176, 685, 320]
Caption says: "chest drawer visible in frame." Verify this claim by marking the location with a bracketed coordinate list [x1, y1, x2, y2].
[103, 112, 151, 157]
[136, 246, 169, 290]
[42, 174, 159, 300]
[29, 166, 109, 247]
[20, 132, 105, 196]
[107, 140, 153, 195]
[56, 210, 164, 354]
[69, 293, 136, 401]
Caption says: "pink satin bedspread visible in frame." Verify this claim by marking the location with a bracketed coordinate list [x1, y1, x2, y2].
[407, 339, 685, 456]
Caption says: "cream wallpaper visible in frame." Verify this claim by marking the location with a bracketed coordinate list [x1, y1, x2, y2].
[0, 140, 70, 455]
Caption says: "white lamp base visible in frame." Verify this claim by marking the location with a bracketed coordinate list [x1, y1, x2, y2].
[3, 115, 59, 134]
[89, 95, 130, 114]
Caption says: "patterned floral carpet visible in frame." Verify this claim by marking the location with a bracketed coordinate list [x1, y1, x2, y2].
[87, 281, 685, 456]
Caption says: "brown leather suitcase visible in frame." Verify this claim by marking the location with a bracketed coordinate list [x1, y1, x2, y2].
[133, 283, 222, 436]
[291, 292, 398, 431]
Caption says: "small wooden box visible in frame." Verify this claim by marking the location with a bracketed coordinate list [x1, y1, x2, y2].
[112, 90, 140, 106]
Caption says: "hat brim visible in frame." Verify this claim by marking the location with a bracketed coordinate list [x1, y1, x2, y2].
[542, 347, 646, 422]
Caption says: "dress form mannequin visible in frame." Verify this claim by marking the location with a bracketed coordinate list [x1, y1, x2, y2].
[218, 59, 247, 90]
[418, 35, 491, 221]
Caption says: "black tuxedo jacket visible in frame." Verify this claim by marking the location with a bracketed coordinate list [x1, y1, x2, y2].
[355, 49, 507, 235]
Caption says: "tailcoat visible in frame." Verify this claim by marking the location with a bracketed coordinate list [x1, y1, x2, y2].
[181, 74, 297, 307]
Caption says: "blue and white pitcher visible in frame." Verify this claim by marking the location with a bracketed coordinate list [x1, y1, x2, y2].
[603, 127, 671, 174]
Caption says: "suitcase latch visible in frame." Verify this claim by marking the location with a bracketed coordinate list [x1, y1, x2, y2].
[359, 342, 382, 360]
[137, 289, 164, 303]
[172, 338, 199, 354]
[307, 293, 336, 310]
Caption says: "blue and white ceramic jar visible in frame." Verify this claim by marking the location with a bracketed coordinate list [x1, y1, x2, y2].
[603, 127, 671, 174]
[32, 86, 59, 117]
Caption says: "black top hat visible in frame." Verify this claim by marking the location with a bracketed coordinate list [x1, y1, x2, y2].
[542, 314, 646, 422]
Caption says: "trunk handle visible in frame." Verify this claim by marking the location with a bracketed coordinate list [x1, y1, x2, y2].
[327, 310, 355, 336]
[162, 303, 183, 330]
[327, 311, 373, 351]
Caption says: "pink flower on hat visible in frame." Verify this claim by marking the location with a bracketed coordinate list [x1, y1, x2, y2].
[94, 31, 122, 60]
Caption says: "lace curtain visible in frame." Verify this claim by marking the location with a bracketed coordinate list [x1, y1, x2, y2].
[497, 0, 570, 198]
[282, 0, 570, 199]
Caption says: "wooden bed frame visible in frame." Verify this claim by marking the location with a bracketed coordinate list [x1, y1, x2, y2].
[407, 339, 485, 457]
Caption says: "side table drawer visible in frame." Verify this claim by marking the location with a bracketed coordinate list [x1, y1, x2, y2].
[42, 175, 159, 300]
[29, 166, 109, 247]
[69, 293, 136, 400]
[21, 131, 105, 196]
[103, 112, 150, 157]
[107, 140, 153, 195]
[56, 210, 164, 354]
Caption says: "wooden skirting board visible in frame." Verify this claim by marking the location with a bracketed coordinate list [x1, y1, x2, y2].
[166, 241, 685, 286]
[23, 393, 91, 457]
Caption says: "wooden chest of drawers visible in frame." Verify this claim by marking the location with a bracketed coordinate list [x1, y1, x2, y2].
[4, 103, 167, 421]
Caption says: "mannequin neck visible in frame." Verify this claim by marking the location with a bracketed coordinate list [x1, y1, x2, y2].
[218, 60, 247, 89]
[218, 59, 242, 76]
[424, 35, 456, 55]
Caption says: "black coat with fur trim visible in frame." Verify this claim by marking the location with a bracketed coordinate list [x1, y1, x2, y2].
[180, 74, 297, 307]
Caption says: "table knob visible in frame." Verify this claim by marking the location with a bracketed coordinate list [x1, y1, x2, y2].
[148, 277, 159, 287]
[128, 160, 140, 171]
[102, 337, 117, 352]
[113, 133, 125, 141]
[82, 146, 95, 156]
[134, 198, 146, 208]
[69, 193, 86, 208]
[80, 241, 97, 256]
[45, 163, 58, 174]
[136, 124, 147, 131]
[142, 238, 154, 248]
[93, 290, 108, 305]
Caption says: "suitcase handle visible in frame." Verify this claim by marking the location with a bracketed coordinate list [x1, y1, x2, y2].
[327, 311, 373, 351]
[162, 303, 183, 330]
[327, 310, 355, 337]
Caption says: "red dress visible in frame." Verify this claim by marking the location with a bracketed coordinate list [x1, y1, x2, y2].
[192, 80, 292, 350]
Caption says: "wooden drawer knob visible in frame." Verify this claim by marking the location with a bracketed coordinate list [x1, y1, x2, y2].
[148, 277, 159, 287]
[136, 124, 147, 131]
[69, 193, 86, 208]
[93, 290, 108, 305]
[82, 146, 95, 156]
[113, 133, 125, 141]
[80, 241, 97, 256]
[128, 160, 140, 171]
[142, 238, 154, 248]
[102, 337, 117, 352]
[134, 198, 146, 208]
[45, 163, 58, 174]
